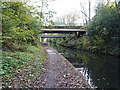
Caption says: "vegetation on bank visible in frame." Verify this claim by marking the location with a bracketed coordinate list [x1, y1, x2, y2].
[1, 45, 46, 88]
[1, 2, 46, 88]
[49, 2, 120, 56]
[77, 2, 120, 56]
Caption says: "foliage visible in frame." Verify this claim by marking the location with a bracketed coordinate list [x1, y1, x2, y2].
[54, 1, 120, 56]
[1, 45, 46, 88]
[26, 46, 40, 53]
[84, 2, 120, 56]
[1, 51, 33, 75]
[1, 1, 47, 88]
[2, 2, 42, 49]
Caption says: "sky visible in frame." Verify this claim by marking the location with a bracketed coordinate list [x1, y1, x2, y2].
[48, 0, 96, 16]
[28, 0, 116, 24]
[48, 0, 97, 24]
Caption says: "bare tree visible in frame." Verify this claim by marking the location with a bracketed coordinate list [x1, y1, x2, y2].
[55, 12, 79, 26]
[80, 1, 88, 24]
[65, 13, 79, 26]
[55, 16, 66, 25]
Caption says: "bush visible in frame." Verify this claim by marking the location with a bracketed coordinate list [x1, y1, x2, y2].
[85, 2, 120, 56]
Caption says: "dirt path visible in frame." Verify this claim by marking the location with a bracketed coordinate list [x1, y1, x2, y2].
[43, 47, 61, 88]
[41, 44, 91, 88]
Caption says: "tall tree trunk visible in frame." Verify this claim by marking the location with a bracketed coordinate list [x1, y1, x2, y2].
[89, 0, 91, 22]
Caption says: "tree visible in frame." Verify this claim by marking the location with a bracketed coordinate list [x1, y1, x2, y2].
[79, 1, 88, 24]
[1, 2, 42, 50]
[86, 1, 120, 56]
[55, 12, 79, 26]
[43, 10, 56, 25]
[79, 0, 92, 24]
[88, 0, 91, 22]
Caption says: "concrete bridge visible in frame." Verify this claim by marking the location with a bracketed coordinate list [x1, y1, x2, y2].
[40, 29, 87, 37]
[41, 29, 86, 33]
[40, 26, 87, 43]
[42, 25, 83, 29]
[40, 35, 65, 38]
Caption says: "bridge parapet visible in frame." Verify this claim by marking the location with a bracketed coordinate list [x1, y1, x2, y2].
[40, 35, 64, 38]
[40, 29, 87, 34]
[42, 26, 82, 29]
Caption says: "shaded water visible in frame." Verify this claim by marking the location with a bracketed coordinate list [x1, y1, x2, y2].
[49, 42, 120, 88]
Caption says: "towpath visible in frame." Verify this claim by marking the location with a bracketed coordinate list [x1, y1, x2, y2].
[41, 44, 90, 88]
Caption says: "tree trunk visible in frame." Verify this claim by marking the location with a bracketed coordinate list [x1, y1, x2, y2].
[89, 0, 91, 22]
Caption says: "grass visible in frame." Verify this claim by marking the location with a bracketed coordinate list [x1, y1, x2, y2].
[1, 44, 46, 88]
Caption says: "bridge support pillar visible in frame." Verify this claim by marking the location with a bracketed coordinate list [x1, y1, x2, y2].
[75, 32, 81, 38]
[40, 37, 42, 42]
[77, 32, 81, 38]
[40, 36, 44, 42]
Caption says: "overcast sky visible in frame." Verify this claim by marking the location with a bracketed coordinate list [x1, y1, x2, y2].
[49, 0, 96, 15]
[28, 0, 116, 24]
[48, 0, 97, 23]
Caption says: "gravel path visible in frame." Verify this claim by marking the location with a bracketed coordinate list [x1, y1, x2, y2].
[41, 44, 91, 88]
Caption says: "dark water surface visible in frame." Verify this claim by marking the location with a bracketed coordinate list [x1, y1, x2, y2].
[49, 42, 120, 88]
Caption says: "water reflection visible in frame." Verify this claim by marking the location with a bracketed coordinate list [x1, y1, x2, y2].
[49, 42, 120, 88]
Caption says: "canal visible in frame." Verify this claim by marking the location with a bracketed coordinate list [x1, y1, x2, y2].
[49, 42, 120, 88]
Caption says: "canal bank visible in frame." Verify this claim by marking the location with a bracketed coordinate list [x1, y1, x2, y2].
[41, 43, 91, 88]
[49, 42, 120, 88]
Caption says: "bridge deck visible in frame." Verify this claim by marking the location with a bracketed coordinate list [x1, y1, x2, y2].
[40, 29, 87, 33]
[40, 35, 64, 38]
[42, 26, 82, 29]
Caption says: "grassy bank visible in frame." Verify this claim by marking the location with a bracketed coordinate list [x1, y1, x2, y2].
[1, 44, 46, 88]
[48, 37, 119, 56]
[74, 36, 119, 56]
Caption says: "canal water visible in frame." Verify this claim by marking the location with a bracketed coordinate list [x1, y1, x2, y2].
[49, 42, 120, 88]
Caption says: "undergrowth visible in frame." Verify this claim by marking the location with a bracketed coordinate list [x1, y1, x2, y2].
[1, 44, 46, 88]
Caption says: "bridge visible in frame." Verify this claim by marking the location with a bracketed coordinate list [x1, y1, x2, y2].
[40, 26, 87, 43]
[42, 25, 83, 29]
[40, 29, 87, 37]
[40, 35, 65, 38]
[40, 29, 87, 38]
[40, 29, 86, 33]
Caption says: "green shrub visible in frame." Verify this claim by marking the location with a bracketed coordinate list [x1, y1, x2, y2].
[27, 46, 40, 53]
